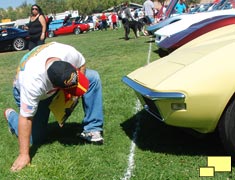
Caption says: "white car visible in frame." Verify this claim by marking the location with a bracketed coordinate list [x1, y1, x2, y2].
[155, 9, 235, 46]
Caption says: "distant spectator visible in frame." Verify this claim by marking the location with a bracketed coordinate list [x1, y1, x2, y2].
[143, 0, 155, 25]
[46, 16, 53, 32]
[100, 12, 108, 31]
[123, 2, 134, 20]
[63, 14, 72, 25]
[75, 16, 81, 23]
[92, 14, 99, 30]
[111, 12, 118, 30]
[25, 4, 47, 50]
[108, 14, 112, 29]
[175, 0, 187, 14]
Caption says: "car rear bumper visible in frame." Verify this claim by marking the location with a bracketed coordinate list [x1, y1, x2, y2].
[122, 76, 185, 121]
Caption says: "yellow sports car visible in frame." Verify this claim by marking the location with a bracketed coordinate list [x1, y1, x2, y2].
[122, 24, 235, 158]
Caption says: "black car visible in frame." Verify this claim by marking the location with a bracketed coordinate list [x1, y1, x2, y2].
[0, 27, 29, 51]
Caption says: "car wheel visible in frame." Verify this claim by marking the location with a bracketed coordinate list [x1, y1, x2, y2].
[74, 28, 81, 35]
[13, 38, 26, 51]
[218, 98, 235, 159]
[48, 31, 54, 38]
[157, 48, 169, 58]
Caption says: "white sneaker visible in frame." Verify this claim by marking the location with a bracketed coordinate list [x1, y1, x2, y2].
[80, 131, 103, 144]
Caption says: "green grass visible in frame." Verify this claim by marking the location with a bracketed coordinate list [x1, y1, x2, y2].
[0, 29, 234, 180]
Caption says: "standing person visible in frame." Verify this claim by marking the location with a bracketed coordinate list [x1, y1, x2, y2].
[108, 14, 113, 30]
[111, 12, 118, 30]
[63, 14, 72, 25]
[45, 16, 53, 34]
[100, 12, 108, 31]
[4, 42, 104, 172]
[123, 2, 134, 21]
[143, 0, 155, 25]
[92, 14, 98, 30]
[175, 0, 187, 14]
[25, 4, 47, 51]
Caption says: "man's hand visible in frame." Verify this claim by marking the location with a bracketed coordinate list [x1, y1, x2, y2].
[11, 154, 31, 172]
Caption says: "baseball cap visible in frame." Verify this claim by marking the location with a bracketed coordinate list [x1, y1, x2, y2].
[47, 61, 89, 97]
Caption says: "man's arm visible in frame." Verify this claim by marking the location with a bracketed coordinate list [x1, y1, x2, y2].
[11, 115, 32, 172]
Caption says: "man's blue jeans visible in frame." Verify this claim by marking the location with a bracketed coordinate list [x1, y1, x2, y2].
[8, 69, 104, 144]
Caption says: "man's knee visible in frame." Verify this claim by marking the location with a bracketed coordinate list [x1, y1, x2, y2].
[85, 69, 100, 83]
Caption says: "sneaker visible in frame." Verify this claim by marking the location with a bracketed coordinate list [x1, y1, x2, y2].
[4, 108, 16, 135]
[80, 131, 103, 144]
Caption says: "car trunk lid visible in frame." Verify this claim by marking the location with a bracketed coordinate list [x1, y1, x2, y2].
[127, 24, 235, 90]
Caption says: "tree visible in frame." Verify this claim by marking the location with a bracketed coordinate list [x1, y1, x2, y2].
[66, 0, 98, 15]
[36, 0, 67, 15]
[0, 0, 203, 22]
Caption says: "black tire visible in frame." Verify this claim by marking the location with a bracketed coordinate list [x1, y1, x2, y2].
[48, 31, 54, 38]
[218, 99, 235, 160]
[74, 28, 81, 35]
[13, 38, 26, 51]
[157, 48, 170, 58]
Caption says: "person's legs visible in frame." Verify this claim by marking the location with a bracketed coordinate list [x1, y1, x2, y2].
[7, 87, 53, 144]
[113, 22, 117, 29]
[28, 40, 37, 51]
[31, 97, 53, 144]
[37, 40, 45, 46]
[82, 69, 103, 133]
[28, 39, 45, 51]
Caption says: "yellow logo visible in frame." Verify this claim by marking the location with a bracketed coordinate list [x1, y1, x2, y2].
[64, 72, 77, 86]
[199, 156, 231, 177]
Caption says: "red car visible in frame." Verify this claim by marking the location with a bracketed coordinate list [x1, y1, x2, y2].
[48, 21, 90, 37]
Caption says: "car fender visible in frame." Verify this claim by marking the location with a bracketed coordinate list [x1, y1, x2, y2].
[125, 24, 235, 133]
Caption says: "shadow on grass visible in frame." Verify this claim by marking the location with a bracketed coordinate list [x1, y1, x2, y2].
[154, 48, 170, 58]
[118, 37, 140, 40]
[120, 110, 226, 157]
[30, 122, 87, 158]
[145, 39, 155, 43]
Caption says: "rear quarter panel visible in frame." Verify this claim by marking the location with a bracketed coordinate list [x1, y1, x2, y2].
[128, 25, 235, 133]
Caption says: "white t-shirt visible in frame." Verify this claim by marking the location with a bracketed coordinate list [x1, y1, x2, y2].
[14, 42, 86, 117]
[143, 0, 155, 16]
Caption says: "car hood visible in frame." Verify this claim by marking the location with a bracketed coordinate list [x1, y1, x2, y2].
[154, 9, 235, 37]
[127, 24, 235, 91]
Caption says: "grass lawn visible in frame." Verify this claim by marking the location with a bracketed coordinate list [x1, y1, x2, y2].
[0, 28, 234, 180]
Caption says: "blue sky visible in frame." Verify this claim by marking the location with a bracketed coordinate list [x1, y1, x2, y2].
[1, 0, 35, 9]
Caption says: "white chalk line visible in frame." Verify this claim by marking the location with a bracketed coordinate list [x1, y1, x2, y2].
[121, 37, 153, 180]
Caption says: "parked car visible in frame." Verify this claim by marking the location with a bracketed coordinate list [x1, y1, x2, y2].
[189, 3, 214, 13]
[122, 24, 235, 159]
[147, 0, 225, 35]
[158, 15, 235, 57]
[48, 21, 90, 38]
[81, 15, 95, 31]
[48, 19, 64, 31]
[0, 27, 29, 51]
[146, 15, 183, 35]
[155, 9, 235, 46]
